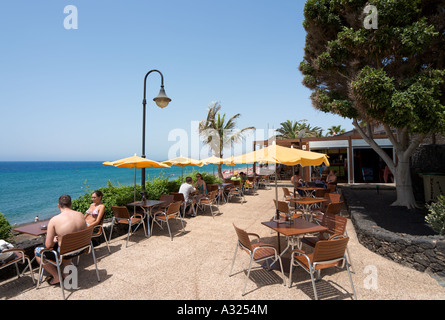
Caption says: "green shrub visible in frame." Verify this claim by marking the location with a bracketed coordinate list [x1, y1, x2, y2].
[72, 180, 142, 219]
[425, 195, 445, 235]
[71, 171, 222, 219]
[0, 212, 12, 242]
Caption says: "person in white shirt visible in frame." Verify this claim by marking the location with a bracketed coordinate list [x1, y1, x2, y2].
[179, 177, 197, 216]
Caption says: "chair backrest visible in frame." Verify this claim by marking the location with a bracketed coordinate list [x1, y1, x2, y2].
[325, 201, 344, 215]
[232, 224, 252, 252]
[313, 235, 349, 263]
[273, 199, 290, 214]
[282, 187, 291, 197]
[327, 193, 341, 203]
[160, 194, 175, 205]
[233, 180, 241, 186]
[314, 189, 327, 197]
[170, 192, 185, 202]
[321, 214, 347, 235]
[166, 201, 182, 215]
[208, 190, 218, 200]
[326, 184, 337, 192]
[59, 226, 94, 256]
[207, 184, 219, 192]
[111, 206, 131, 219]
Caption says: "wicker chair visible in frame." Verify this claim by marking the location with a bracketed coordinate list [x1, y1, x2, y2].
[289, 234, 356, 300]
[36, 226, 100, 300]
[151, 201, 185, 241]
[229, 224, 286, 296]
[0, 248, 35, 284]
[109, 206, 147, 247]
[197, 190, 219, 218]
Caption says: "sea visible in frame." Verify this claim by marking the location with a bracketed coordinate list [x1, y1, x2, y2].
[0, 161, 252, 226]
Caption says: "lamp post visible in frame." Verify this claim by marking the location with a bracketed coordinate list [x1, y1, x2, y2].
[141, 69, 171, 199]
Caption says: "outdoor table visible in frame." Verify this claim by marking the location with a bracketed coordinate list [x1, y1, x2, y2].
[261, 218, 328, 270]
[296, 186, 325, 197]
[288, 197, 327, 222]
[12, 220, 51, 238]
[127, 200, 166, 237]
[12, 219, 51, 275]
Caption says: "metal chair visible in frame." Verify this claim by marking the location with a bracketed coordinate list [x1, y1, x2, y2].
[229, 224, 286, 296]
[36, 226, 100, 300]
[0, 248, 35, 284]
[109, 206, 147, 247]
[151, 201, 185, 241]
[227, 180, 245, 203]
[91, 212, 110, 254]
[289, 234, 356, 300]
[170, 192, 196, 217]
[197, 190, 219, 218]
[273, 199, 302, 221]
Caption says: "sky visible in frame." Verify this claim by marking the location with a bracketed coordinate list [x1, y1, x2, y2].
[0, 0, 354, 162]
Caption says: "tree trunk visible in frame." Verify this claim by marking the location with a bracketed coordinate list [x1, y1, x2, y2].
[391, 158, 418, 209]
[217, 164, 223, 180]
[352, 120, 426, 209]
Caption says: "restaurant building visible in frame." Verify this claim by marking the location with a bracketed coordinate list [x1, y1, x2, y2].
[253, 129, 394, 184]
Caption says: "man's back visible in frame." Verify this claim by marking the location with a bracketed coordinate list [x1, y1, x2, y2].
[50, 209, 87, 246]
[179, 183, 194, 201]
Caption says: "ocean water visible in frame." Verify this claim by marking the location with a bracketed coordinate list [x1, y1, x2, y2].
[0, 161, 251, 225]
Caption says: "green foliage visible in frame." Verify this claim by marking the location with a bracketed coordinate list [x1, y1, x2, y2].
[71, 171, 222, 219]
[300, 0, 445, 133]
[425, 195, 445, 235]
[0, 212, 12, 242]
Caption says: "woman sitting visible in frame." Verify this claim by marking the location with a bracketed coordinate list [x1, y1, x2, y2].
[84, 190, 106, 227]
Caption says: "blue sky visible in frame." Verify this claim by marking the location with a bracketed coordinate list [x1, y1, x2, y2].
[0, 0, 354, 162]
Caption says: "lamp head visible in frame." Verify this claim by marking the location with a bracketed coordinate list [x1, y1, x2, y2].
[153, 86, 171, 108]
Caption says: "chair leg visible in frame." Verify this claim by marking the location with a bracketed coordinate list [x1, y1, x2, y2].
[90, 241, 101, 282]
[229, 243, 239, 276]
[242, 255, 254, 296]
[26, 257, 35, 283]
[102, 231, 111, 253]
[126, 221, 132, 248]
[165, 219, 173, 241]
[345, 256, 357, 300]
[109, 218, 115, 243]
[54, 257, 65, 300]
[309, 267, 318, 300]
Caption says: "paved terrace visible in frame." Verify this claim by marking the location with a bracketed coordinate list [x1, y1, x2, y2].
[1, 184, 444, 301]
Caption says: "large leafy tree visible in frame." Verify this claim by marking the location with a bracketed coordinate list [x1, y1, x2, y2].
[199, 101, 255, 178]
[300, 0, 445, 208]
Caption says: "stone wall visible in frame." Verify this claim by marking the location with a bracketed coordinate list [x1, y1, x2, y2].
[343, 186, 445, 277]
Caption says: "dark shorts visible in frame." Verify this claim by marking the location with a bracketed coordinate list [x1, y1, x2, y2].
[35, 243, 84, 260]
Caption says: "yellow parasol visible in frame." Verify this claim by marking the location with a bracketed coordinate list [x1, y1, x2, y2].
[103, 154, 170, 201]
[224, 145, 329, 214]
[161, 156, 205, 181]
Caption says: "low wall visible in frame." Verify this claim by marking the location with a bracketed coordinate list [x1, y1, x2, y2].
[342, 186, 445, 277]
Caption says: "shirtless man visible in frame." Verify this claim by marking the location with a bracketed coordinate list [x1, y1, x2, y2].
[34, 195, 87, 285]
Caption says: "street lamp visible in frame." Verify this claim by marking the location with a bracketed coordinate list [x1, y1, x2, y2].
[141, 69, 171, 199]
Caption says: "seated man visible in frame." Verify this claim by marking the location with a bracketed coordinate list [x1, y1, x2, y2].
[34, 195, 87, 286]
[179, 177, 197, 216]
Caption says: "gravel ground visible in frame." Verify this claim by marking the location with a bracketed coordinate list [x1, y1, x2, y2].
[1, 185, 444, 303]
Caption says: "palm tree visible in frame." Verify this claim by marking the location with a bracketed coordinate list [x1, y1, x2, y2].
[326, 125, 346, 136]
[276, 120, 323, 138]
[199, 101, 255, 179]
